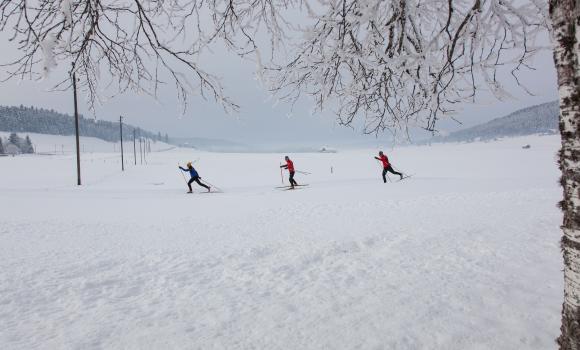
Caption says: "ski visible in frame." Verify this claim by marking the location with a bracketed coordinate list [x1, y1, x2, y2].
[186, 190, 223, 194]
[397, 175, 413, 182]
[275, 184, 309, 189]
[283, 186, 303, 191]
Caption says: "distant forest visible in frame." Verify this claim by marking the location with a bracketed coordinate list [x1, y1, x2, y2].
[0, 105, 169, 143]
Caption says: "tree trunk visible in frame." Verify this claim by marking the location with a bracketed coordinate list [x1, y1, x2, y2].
[552, 0, 580, 348]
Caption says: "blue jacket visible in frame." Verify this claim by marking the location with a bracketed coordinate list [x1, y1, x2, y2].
[180, 166, 199, 178]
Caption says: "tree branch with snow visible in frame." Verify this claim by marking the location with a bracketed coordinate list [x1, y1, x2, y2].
[265, 0, 548, 135]
[0, 0, 292, 112]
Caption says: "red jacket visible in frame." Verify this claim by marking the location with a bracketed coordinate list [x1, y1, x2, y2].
[286, 159, 295, 172]
[378, 154, 390, 168]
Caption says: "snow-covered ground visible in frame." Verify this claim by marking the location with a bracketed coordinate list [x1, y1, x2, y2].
[0, 134, 563, 349]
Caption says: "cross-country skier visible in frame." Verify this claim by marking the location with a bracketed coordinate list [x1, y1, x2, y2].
[375, 151, 404, 182]
[179, 162, 211, 193]
[280, 156, 298, 188]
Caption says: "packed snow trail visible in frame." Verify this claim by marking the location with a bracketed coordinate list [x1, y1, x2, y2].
[0, 135, 563, 349]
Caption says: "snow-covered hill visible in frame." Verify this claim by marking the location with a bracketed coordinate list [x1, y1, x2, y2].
[431, 101, 559, 143]
[0, 135, 563, 349]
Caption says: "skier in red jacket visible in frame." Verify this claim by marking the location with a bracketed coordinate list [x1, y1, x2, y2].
[280, 156, 298, 188]
[375, 151, 404, 182]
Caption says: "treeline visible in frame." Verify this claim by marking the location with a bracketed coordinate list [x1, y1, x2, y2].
[0, 105, 169, 143]
[0, 133, 34, 155]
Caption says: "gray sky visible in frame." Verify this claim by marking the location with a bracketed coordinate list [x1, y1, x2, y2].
[0, 28, 558, 147]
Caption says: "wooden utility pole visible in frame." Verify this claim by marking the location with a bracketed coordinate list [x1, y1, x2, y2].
[133, 129, 137, 165]
[119, 116, 124, 171]
[143, 138, 147, 164]
[71, 64, 81, 186]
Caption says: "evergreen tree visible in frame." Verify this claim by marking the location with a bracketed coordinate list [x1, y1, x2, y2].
[22, 135, 34, 154]
[157, 131, 161, 141]
[8, 132, 22, 148]
[165, 133, 169, 143]
[0, 137, 4, 154]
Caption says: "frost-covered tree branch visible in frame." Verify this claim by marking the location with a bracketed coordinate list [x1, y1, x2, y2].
[265, 0, 548, 134]
[0, 0, 551, 128]
[0, 0, 291, 111]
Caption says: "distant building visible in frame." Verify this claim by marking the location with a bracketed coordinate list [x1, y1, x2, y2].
[319, 146, 337, 153]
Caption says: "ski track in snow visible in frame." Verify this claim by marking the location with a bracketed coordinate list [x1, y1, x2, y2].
[0, 135, 563, 349]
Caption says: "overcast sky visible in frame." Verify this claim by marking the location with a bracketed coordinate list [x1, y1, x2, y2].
[0, 21, 558, 147]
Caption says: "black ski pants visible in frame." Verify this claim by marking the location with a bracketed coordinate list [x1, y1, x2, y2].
[382, 166, 402, 183]
[289, 171, 298, 187]
[188, 176, 210, 191]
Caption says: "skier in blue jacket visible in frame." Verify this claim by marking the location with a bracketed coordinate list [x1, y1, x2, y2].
[179, 162, 210, 193]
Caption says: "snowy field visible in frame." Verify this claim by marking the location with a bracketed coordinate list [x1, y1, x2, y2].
[0, 134, 563, 349]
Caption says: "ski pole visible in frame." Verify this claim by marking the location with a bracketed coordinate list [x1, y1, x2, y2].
[201, 179, 223, 193]
[280, 162, 284, 184]
[295, 170, 311, 175]
[178, 164, 188, 185]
